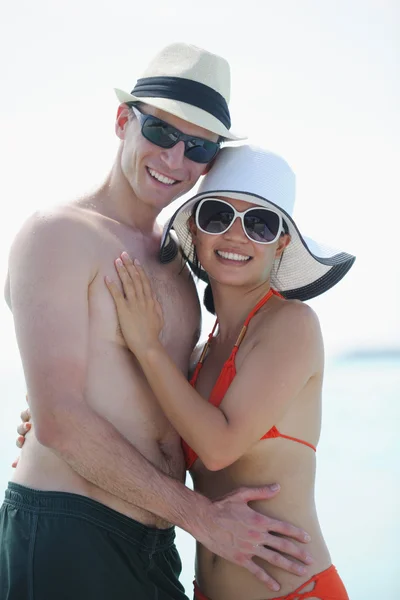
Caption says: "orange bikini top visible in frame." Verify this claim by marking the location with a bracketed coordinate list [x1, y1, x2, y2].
[182, 289, 316, 470]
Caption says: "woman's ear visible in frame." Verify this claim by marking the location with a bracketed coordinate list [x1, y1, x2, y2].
[275, 234, 291, 258]
[188, 216, 198, 244]
[115, 104, 131, 139]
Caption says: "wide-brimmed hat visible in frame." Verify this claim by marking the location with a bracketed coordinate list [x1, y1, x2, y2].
[114, 42, 244, 141]
[160, 145, 355, 301]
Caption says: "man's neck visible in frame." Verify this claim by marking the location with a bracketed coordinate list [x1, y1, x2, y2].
[94, 154, 161, 234]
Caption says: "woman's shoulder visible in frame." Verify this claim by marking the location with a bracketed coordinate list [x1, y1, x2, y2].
[277, 297, 319, 319]
[260, 298, 323, 346]
[252, 299, 324, 374]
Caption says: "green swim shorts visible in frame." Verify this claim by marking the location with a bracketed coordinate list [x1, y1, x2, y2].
[0, 482, 189, 599]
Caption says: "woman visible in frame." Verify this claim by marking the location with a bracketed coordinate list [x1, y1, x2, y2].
[16, 145, 353, 599]
[104, 145, 353, 599]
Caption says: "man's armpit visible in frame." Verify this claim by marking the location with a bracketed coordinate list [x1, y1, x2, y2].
[4, 273, 11, 310]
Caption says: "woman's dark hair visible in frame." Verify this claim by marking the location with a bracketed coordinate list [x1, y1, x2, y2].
[204, 283, 216, 314]
[188, 203, 289, 315]
[186, 201, 216, 314]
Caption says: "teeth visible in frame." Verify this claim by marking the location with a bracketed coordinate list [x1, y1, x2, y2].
[217, 251, 250, 262]
[148, 168, 176, 185]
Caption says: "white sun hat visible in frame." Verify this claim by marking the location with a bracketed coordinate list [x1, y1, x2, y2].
[114, 42, 244, 141]
[160, 145, 355, 301]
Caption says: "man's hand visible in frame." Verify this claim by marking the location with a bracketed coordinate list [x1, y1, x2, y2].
[192, 485, 313, 593]
[11, 406, 312, 592]
[11, 405, 32, 468]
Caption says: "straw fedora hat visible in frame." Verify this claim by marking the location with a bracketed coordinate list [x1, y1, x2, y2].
[114, 42, 243, 141]
[160, 145, 356, 301]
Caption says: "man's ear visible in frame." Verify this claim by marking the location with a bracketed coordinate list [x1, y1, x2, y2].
[115, 104, 131, 140]
[202, 155, 217, 175]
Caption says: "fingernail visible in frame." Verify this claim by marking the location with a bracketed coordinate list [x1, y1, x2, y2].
[272, 583, 280, 592]
[116, 258, 123, 266]
[304, 533, 311, 542]
[121, 252, 129, 260]
[269, 483, 280, 491]
[296, 565, 306, 575]
[305, 554, 314, 564]
[134, 259, 141, 266]
[25, 424, 31, 430]
[105, 276, 111, 283]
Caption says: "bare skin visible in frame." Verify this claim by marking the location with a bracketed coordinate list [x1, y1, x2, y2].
[8, 203, 198, 526]
[190, 300, 330, 600]
[101, 198, 333, 599]
[6, 105, 311, 590]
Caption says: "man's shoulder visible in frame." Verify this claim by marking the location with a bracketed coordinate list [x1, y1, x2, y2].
[12, 204, 100, 256]
[7, 204, 103, 287]
[21, 203, 98, 235]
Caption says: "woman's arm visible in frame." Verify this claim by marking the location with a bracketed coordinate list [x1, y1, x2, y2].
[107, 253, 322, 471]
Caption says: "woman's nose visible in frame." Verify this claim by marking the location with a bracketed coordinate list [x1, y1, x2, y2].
[224, 217, 247, 241]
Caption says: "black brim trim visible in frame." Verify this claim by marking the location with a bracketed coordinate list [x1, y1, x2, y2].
[281, 256, 356, 301]
[159, 234, 179, 264]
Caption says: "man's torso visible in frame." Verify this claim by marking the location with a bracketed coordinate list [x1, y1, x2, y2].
[10, 202, 201, 527]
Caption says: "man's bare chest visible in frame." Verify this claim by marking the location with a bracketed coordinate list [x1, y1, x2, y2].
[87, 227, 200, 364]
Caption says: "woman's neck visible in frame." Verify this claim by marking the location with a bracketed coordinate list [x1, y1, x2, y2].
[211, 281, 273, 342]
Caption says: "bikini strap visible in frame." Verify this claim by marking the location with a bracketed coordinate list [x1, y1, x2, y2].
[192, 289, 282, 380]
[198, 319, 218, 364]
[232, 288, 281, 350]
[190, 318, 218, 386]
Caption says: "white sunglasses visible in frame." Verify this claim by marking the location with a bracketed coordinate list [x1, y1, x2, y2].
[195, 197, 283, 244]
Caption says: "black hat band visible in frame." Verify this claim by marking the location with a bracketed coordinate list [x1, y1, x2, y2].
[131, 76, 231, 130]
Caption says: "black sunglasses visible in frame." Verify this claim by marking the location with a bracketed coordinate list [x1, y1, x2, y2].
[129, 105, 221, 164]
[195, 198, 283, 244]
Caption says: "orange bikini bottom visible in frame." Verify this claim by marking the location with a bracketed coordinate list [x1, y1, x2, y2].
[193, 565, 349, 599]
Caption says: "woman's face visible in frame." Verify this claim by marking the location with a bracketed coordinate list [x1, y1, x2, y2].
[190, 197, 291, 289]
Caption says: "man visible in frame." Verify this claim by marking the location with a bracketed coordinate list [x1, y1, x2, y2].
[0, 43, 311, 599]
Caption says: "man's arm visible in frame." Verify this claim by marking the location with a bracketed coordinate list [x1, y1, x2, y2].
[8, 210, 312, 591]
[8, 210, 200, 516]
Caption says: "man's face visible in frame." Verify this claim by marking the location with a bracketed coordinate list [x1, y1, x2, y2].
[118, 104, 219, 212]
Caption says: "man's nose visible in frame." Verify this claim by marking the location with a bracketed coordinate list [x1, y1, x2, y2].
[160, 141, 186, 170]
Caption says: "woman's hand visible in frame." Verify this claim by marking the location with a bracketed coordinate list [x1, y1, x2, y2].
[12, 400, 32, 468]
[105, 252, 164, 356]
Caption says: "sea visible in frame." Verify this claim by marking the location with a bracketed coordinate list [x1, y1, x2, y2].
[1, 355, 399, 599]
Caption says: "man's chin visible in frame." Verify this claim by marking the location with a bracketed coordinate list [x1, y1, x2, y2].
[156, 183, 195, 206]
[139, 174, 197, 210]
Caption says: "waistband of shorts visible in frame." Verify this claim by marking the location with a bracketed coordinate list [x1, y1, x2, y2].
[4, 482, 175, 552]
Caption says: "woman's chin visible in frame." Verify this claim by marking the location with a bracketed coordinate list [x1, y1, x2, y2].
[208, 271, 259, 289]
